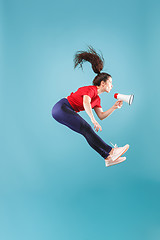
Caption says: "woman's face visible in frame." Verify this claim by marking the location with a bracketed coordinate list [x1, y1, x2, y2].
[105, 77, 113, 93]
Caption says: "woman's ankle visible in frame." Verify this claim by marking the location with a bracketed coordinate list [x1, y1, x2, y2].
[109, 148, 114, 155]
[105, 155, 112, 161]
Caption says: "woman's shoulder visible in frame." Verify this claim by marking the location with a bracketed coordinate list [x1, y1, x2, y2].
[77, 85, 97, 98]
[79, 85, 96, 90]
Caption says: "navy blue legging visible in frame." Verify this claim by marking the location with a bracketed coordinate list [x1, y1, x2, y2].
[51, 98, 112, 159]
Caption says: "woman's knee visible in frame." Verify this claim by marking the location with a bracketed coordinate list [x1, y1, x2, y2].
[51, 104, 61, 119]
[80, 121, 93, 134]
[52, 108, 56, 119]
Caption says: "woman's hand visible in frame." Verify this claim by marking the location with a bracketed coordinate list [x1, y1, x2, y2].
[112, 100, 123, 110]
[91, 118, 102, 132]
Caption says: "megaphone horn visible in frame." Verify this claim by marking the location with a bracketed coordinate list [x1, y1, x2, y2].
[114, 93, 134, 105]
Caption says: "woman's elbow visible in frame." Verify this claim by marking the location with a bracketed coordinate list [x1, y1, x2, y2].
[100, 113, 104, 121]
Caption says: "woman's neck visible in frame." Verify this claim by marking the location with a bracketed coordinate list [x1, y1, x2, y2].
[96, 86, 104, 95]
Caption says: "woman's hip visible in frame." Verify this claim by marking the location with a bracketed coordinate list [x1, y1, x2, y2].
[51, 98, 75, 120]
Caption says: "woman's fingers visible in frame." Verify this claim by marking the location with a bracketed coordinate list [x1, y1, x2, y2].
[94, 123, 102, 132]
[115, 100, 123, 108]
[118, 100, 123, 105]
[92, 120, 102, 132]
[119, 101, 123, 108]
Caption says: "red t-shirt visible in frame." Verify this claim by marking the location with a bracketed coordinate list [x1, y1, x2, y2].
[67, 85, 102, 113]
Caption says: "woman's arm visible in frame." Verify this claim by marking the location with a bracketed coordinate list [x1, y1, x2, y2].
[101, 100, 123, 120]
[83, 95, 102, 132]
[101, 107, 115, 120]
[83, 95, 95, 120]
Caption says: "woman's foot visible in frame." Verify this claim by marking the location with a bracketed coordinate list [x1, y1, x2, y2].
[106, 144, 129, 162]
[105, 156, 126, 167]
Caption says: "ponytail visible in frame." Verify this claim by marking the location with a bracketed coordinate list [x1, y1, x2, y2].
[73, 45, 112, 86]
[73, 45, 104, 74]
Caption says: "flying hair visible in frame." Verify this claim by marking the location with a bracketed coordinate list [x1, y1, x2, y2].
[73, 45, 105, 74]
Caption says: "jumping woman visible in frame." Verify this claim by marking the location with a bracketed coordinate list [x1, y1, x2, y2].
[51, 46, 129, 167]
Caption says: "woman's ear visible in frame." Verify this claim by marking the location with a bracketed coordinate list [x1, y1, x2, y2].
[101, 80, 105, 86]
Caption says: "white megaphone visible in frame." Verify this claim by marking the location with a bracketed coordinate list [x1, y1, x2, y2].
[114, 93, 134, 105]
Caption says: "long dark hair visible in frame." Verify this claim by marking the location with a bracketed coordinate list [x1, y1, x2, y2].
[73, 45, 112, 86]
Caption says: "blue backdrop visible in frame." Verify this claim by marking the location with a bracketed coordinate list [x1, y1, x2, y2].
[1, 0, 160, 239]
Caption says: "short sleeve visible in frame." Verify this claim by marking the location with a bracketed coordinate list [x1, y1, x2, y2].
[94, 97, 102, 108]
[82, 86, 95, 99]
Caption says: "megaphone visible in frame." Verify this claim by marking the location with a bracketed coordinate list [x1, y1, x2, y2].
[114, 93, 134, 105]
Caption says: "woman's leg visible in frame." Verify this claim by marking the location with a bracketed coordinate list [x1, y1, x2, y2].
[52, 98, 112, 159]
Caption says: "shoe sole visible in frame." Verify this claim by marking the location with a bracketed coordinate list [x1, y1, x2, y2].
[106, 157, 126, 167]
[112, 144, 129, 161]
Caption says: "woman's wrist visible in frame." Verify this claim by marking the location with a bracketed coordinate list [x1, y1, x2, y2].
[111, 106, 116, 111]
[91, 116, 95, 121]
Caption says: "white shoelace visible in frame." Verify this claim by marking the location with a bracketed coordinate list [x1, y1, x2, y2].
[110, 142, 118, 148]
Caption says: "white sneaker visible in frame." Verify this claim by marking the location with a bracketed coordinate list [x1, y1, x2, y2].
[105, 156, 126, 167]
[109, 142, 129, 161]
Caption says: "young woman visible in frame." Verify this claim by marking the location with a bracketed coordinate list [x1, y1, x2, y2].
[51, 46, 129, 167]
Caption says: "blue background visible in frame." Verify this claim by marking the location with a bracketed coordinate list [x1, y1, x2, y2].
[1, 0, 160, 239]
